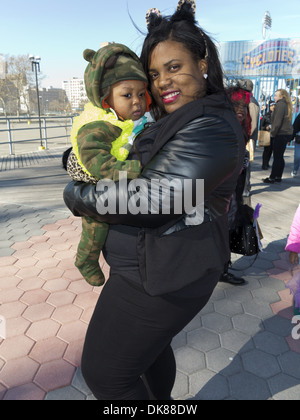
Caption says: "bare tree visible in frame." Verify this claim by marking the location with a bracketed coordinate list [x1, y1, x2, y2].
[0, 54, 45, 116]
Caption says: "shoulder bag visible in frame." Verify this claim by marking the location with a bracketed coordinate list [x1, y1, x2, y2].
[258, 130, 271, 147]
[230, 204, 262, 256]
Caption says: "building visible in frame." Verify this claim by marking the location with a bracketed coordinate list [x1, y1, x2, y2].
[39, 87, 70, 114]
[219, 38, 300, 118]
[62, 77, 88, 111]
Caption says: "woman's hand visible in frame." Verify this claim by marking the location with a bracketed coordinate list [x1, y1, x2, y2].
[289, 251, 299, 265]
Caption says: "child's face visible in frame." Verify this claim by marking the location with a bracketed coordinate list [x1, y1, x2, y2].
[106, 80, 147, 121]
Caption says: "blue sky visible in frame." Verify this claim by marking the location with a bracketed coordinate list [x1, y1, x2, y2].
[1, 0, 300, 88]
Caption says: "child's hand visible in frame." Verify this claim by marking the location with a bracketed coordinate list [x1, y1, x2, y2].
[289, 251, 299, 265]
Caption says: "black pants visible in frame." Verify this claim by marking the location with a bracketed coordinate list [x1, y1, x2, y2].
[270, 135, 290, 180]
[262, 145, 272, 168]
[81, 271, 215, 400]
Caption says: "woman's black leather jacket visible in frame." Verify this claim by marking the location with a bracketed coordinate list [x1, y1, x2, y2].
[64, 93, 245, 295]
[64, 94, 245, 230]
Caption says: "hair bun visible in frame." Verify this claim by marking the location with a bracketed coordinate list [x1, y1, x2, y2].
[177, 0, 196, 16]
[146, 8, 162, 31]
[171, 0, 196, 23]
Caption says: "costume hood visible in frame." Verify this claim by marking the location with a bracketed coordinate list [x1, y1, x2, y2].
[83, 43, 151, 110]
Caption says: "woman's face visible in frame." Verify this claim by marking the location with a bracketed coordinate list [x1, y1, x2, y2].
[233, 99, 248, 124]
[148, 40, 207, 114]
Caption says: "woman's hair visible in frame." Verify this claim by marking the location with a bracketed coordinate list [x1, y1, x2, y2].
[226, 87, 251, 144]
[276, 89, 293, 121]
[140, 1, 225, 119]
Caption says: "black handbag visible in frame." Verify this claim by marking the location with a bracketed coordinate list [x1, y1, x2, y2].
[230, 205, 260, 256]
[295, 135, 300, 145]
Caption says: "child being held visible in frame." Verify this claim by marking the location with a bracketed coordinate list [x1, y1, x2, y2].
[66, 43, 152, 286]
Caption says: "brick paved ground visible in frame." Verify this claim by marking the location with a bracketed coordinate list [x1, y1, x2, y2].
[0, 148, 299, 400]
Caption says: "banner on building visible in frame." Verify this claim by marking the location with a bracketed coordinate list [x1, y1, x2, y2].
[219, 38, 300, 78]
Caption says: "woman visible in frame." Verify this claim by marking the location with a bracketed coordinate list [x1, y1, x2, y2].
[263, 89, 293, 184]
[260, 100, 276, 170]
[220, 86, 251, 286]
[64, 0, 245, 400]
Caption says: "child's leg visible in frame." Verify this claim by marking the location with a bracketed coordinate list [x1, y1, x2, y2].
[75, 217, 108, 286]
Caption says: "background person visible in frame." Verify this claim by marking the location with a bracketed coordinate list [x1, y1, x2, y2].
[64, 0, 245, 400]
[263, 89, 293, 184]
[260, 100, 276, 170]
[220, 86, 252, 286]
[242, 79, 259, 198]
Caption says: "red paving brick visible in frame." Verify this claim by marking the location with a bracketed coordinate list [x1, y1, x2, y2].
[0, 216, 107, 399]
[0, 210, 299, 400]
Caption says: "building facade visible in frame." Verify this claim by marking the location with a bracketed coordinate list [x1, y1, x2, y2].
[62, 77, 88, 111]
[219, 38, 300, 118]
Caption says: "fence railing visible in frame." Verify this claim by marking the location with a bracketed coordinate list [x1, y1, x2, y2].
[0, 115, 75, 155]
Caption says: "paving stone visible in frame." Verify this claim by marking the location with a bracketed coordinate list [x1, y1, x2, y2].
[278, 352, 300, 379]
[206, 348, 242, 376]
[220, 330, 254, 354]
[268, 374, 300, 400]
[71, 368, 92, 396]
[232, 314, 264, 336]
[172, 371, 189, 400]
[253, 331, 290, 355]
[242, 349, 281, 379]
[190, 370, 230, 400]
[228, 372, 271, 401]
[34, 359, 76, 392]
[0, 240, 14, 249]
[0, 248, 15, 257]
[1, 150, 300, 401]
[252, 287, 281, 303]
[214, 299, 243, 317]
[187, 328, 220, 352]
[44, 386, 86, 401]
[175, 347, 205, 374]
[264, 316, 293, 337]
[3, 383, 45, 401]
[242, 299, 274, 320]
[202, 312, 233, 334]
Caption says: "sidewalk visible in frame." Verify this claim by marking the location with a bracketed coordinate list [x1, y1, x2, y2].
[0, 147, 299, 400]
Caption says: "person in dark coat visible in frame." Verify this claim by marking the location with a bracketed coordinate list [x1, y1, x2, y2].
[220, 86, 252, 286]
[263, 89, 293, 183]
[63, 0, 245, 400]
[260, 101, 276, 170]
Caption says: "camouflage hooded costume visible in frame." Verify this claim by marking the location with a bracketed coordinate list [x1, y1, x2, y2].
[67, 43, 151, 286]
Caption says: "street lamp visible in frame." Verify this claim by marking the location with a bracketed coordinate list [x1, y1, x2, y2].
[29, 54, 44, 149]
[262, 11, 272, 40]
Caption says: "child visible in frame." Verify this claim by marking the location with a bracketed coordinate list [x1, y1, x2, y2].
[286, 204, 300, 314]
[66, 43, 152, 286]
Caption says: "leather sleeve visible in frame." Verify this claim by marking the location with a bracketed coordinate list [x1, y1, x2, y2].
[64, 115, 242, 228]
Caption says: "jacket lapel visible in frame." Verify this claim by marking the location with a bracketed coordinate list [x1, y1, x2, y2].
[144, 94, 232, 166]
